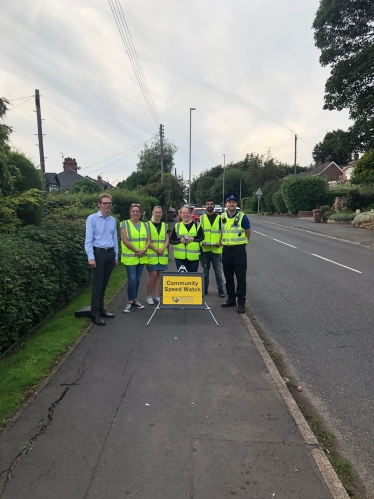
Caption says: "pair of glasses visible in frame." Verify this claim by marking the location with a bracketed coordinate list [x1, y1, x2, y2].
[131, 203, 141, 207]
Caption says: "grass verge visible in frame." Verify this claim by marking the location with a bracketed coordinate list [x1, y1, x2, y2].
[0, 264, 127, 430]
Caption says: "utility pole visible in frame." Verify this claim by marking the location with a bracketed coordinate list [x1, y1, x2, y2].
[294, 134, 297, 176]
[35, 90, 46, 177]
[160, 124, 164, 185]
[222, 154, 226, 206]
[239, 178, 242, 205]
[188, 108, 196, 206]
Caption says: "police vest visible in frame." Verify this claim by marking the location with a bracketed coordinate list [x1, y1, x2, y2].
[120, 220, 148, 265]
[221, 212, 248, 246]
[200, 214, 222, 254]
[146, 221, 168, 265]
[174, 222, 201, 261]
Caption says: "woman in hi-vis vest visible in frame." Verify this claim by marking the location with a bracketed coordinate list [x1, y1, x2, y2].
[120, 203, 150, 313]
[169, 206, 204, 272]
[145, 206, 169, 305]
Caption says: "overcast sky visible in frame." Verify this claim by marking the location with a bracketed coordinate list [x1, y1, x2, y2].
[1, 0, 351, 185]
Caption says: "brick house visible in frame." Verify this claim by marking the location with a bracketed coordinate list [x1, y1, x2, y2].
[310, 160, 344, 183]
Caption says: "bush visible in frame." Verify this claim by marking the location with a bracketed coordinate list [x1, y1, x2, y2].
[0, 216, 92, 353]
[345, 190, 366, 210]
[323, 189, 350, 207]
[352, 211, 374, 229]
[328, 212, 356, 221]
[281, 176, 328, 214]
[272, 191, 288, 213]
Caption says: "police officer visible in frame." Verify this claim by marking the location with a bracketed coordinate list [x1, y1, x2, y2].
[221, 194, 251, 314]
[200, 198, 225, 297]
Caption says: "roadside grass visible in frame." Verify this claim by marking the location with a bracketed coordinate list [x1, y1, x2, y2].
[253, 323, 362, 498]
[0, 264, 127, 430]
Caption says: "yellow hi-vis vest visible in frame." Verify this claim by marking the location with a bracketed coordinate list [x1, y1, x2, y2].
[146, 221, 168, 265]
[200, 214, 222, 254]
[120, 220, 148, 265]
[173, 222, 201, 261]
[221, 211, 248, 246]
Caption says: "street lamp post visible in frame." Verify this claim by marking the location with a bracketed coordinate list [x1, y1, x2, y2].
[188, 108, 196, 206]
[222, 154, 226, 206]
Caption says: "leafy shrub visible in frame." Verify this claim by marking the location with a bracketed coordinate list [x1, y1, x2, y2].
[323, 190, 349, 207]
[281, 176, 328, 214]
[322, 210, 333, 221]
[345, 190, 366, 210]
[272, 191, 288, 213]
[328, 212, 356, 221]
[352, 211, 374, 229]
[0, 216, 92, 352]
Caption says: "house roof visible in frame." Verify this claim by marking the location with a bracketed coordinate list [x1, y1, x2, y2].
[310, 161, 344, 176]
[44, 172, 60, 186]
[57, 169, 85, 190]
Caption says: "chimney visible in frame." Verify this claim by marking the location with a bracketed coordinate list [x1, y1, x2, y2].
[97, 175, 102, 183]
[324, 157, 330, 165]
[63, 157, 78, 173]
[354, 153, 359, 162]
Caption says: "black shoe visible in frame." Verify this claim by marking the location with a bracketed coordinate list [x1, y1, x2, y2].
[92, 316, 106, 326]
[221, 300, 236, 308]
[238, 305, 245, 314]
[205, 289, 208, 295]
[218, 290, 225, 298]
[100, 310, 115, 318]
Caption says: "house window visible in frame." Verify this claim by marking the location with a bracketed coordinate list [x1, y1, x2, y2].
[339, 175, 342, 180]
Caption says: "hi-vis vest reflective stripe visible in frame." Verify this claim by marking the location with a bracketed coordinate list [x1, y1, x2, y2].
[174, 222, 201, 261]
[200, 214, 222, 254]
[121, 220, 148, 265]
[221, 212, 248, 246]
[146, 221, 168, 265]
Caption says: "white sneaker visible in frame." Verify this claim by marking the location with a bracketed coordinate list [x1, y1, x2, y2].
[132, 300, 145, 309]
[123, 303, 134, 313]
[153, 296, 160, 303]
[146, 296, 154, 305]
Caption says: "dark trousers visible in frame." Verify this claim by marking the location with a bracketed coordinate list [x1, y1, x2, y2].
[175, 258, 199, 272]
[91, 248, 115, 317]
[222, 244, 247, 305]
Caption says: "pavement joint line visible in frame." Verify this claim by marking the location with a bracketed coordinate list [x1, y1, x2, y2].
[240, 312, 350, 499]
[255, 218, 374, 250]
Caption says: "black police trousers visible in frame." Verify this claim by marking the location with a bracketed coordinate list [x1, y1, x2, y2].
[222, 244, 247, 306]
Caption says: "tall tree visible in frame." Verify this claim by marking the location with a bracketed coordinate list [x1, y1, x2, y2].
[313, 1, 374, 150]
[351, 150, 374, 184]
[312, 129, 353, 165]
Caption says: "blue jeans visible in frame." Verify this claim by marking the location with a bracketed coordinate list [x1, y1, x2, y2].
[202, 252, 223, 291]
[175, 259, 199, 273]
[125, 264, 145, 301]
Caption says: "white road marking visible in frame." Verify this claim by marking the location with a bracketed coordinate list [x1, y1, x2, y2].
[253, 230, 268, 237]
[273, 238, 297, 249]
[311, 254, 362, 273]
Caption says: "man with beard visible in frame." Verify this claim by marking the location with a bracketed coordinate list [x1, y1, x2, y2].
[200, 198, 225, 298]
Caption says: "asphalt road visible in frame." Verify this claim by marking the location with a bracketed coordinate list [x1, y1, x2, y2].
[246, 216, 374, 493]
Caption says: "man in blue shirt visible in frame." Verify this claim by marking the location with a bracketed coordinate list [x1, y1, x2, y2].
[85, 193, 119, 326]
[221, 194, 251, 314]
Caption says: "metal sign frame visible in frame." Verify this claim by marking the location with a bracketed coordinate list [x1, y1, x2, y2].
[146, 272, 219, 327]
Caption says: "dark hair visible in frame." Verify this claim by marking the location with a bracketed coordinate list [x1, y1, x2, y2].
[205, 198, 215, 204]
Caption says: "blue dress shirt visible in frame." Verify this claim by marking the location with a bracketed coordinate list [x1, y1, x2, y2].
[85, 211, 119, 261]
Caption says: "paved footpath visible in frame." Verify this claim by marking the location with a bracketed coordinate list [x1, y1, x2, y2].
[0, 263, 348, 498]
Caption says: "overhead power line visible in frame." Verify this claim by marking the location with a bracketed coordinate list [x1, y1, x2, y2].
[108, 0, 161, 127]
[82, 133, 158, 174]
[7, 96, 35, 111]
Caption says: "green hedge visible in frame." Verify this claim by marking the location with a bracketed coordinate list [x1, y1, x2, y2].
[0, 216, 92, 353]
[272, 191, 288, 213]
[281, 177, 328, 214]
[46, 189, 160, 222]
